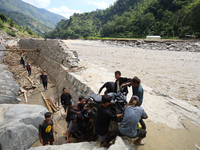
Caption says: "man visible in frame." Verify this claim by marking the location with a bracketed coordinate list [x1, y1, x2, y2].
[100, 96, 148, 147]
[39, 112, 57, 146]
[61, 88, 72, 112]
[75, 96, 85, 111]
[122, 76, 143, 105]
[98, 82, 115, 95]
[95, 95, 123, 143]
[66, 101, 80, 126]
[20, 56, 24, 67]
[114, 71, 131, 95]
[66, 114, 79, 143]
[40, 71, 48, 92]
[26, 62, 31, 76]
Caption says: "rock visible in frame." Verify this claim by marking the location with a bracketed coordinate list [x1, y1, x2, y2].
[136, 40, 143, 45]
[29, 136, 134, 150]
[108, 136, 134, 150]
[0, 104, 48, 150]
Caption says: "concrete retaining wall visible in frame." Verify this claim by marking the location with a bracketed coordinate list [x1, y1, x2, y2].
[18, 39, 94, 103]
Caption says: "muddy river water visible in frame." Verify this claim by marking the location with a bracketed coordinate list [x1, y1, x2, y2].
[64, 40, 200, 108]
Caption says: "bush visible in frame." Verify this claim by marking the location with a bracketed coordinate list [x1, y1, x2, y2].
[0, 19, 4, 29]
[0, 14, 8, 22]
[6, 30, 16, 37]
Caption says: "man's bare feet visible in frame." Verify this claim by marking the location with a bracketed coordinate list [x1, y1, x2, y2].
[100, 142, 108, 147]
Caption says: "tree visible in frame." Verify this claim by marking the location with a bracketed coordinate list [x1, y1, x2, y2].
[10, 19, 15, 27]
[0, 14, 8, 22]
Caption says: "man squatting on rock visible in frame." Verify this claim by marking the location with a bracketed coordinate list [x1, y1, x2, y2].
[100, 95, 148, 147]
[121, 76, 146, 129]
[39, 112, 57, 145]
[40, 71, 48, 92]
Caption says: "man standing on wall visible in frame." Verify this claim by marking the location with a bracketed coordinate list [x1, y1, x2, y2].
[40, 71, 48, 92]
[61, 88, 72, 112]
[114, 71, 131, 95]
[97, 82, 115, 95]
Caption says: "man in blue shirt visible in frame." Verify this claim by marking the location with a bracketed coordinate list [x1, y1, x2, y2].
[122, 76, 143, 105]
[100, 96, 148, 147]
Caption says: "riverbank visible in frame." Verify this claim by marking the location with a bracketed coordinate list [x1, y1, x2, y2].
[63, 39, 200, 150]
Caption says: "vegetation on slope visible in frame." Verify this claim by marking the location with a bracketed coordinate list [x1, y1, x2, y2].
[45, 0, 200, 39]
[0, 9, 52, 35]
[0, 0, 66, 29]
[0, 13, 40, 38]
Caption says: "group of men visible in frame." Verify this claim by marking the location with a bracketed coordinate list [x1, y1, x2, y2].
[38, 71, 148, 147]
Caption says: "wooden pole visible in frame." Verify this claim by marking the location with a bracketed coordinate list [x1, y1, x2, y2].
[24, 92, 28, 104]
[47, 100, 57, 112]
[49, 98, 58, 110]
[26, 76, 34, 85]
[56, 120, 58, 145]
[0, 49, 39, 52]
[55, 98, 59, 108]
[41, 92, 53, 113]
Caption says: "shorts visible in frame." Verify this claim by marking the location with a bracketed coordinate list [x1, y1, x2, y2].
[99, 134, 107, 142]
[43, 137, 54, 145]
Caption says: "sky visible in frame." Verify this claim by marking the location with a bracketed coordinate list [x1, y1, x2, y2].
[22, 0, 117, 19]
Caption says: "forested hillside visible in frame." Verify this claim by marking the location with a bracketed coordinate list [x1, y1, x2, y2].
[45, 0, 200, 39]
[0, 13, 40, 37]
[0, 9, 52, 34]
[0, 0, 66, 29]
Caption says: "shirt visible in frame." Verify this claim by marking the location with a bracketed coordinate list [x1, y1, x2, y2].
[132, 84, 143, 105]
[40, 74, 47, 83]
[39, 120, 54, 143]
[118, 106, 147, 138]
[95, 104, 117, 136]
[66, 107, 78, 122]
[61, 93, 72, 106]
[116, 81, 120, 93]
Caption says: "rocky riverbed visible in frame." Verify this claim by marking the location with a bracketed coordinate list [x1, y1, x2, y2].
[102, 39, 200, 52]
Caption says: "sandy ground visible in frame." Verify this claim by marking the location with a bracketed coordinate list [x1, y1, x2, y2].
[63, 40, 200, 150]
[64, 40, 200, 108]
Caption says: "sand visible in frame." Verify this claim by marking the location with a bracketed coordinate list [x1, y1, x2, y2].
[64, 40, 200, 108]
[63, 39, 200, 150]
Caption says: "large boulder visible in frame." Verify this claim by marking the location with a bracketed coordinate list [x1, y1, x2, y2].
[0, 64, 21, 104]
[29, 136, 134, 150]
[0, 104, 48, 150]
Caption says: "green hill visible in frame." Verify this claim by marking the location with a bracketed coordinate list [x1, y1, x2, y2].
[45, 0, 200, 39]
[0, 0, 66, 29]
[0, 9, 52, 35]
[0, 13, 41, 38]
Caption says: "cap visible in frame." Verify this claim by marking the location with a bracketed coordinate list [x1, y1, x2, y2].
[79, 96, 85, 100]
[129, 95, 139, 103]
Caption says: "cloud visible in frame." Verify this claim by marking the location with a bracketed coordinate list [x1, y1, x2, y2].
[22, 0, 50, 8]
[87, 2, 109, 9]
[47, 6, 82, 19]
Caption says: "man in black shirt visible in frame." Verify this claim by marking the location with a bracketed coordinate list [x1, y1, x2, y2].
[40, 71, 48, 92]
[95, 95, 123, 143]
[66, 101, 80, 126]
[114, 71, 131, 95]
[39, 112, 57, 146]
[98, 82, 115, 95]
[61, 88, 72, 112]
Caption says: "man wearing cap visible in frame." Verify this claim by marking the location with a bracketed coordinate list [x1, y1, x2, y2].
[100, 96, 148, 147]
[39, 112, 57, 146]
[75, 96, 85, 111]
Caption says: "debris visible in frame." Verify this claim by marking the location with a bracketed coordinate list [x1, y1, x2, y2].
[41, 92, 53, 113]
[26, 76, 34, 85]
[195, 143, 200, 150]
[24, 92, 28, 104]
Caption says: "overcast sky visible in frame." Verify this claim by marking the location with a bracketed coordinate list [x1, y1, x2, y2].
[22, 0, 116, 19]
